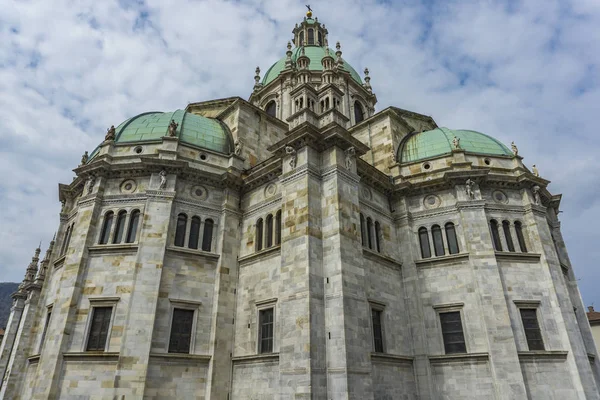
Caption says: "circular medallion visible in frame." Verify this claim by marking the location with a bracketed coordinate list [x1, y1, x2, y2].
[492, 190, 508, 204]
[191, 185, 208, 200]
[264, 183, 277, 198]
[120, 179, 137, 194]
[423, 195, 441, 209]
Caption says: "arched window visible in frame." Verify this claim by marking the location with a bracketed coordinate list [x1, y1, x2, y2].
[265, 101, 276, 117]
[125, 210, 140, 243]
[113, 211, 127, 244]
[174, 213, 187, 247]
[318, 31, 323, 46]
[366, 217, 374, 250]
[502, 220, 515, 252]
[61, 223, 73, 255]
[419, 227, 431, 258]
[515, 221, 528, 253]
[325, 97, 330, 110]
[374, 222, 382, 253]
[432, 225, 445, 256]
[99, 212, 114, 245]
[299, 31, 304, 46]
[189, 216, 201, 249]
[445, 222, 459, 255]
[307, 28, 314, 45]
[256, 218, 263, 251]
[275, 210, 282, 245]
[265, 214, 274, 248]
[360, 214, 366, 246]
[202, 219, 214, 252]
[354, 101, 364, 124]
[490, 220, 502, 251]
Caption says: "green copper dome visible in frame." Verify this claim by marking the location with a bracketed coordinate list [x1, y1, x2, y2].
[399, 127, 513, 163]
[262, 46, 362, 86]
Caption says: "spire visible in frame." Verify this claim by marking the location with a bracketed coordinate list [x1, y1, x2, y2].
[17, 245, 41, 293]
[335, 41, 343, 67]
[285, 41, 293, 69]
[253, 66, 262, 92]
[35, 234, 56, 284]
[363, 68, 372, 94]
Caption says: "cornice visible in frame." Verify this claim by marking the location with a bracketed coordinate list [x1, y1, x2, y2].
[428, 352, 489, 364]
[166, 246, 220, 260]
[238, 246, 281, 266]
[243, 196, 282, 219]
[362, 248, 402, 270]
[231, 353, 280, 364]
[495, 252, 541, 263]
[370, 353, 413, 364]
[414, 253, 470, 268]
[174, 199, 223, 217]
[517, 351, 568, 361]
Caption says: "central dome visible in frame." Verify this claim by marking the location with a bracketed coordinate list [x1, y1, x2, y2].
[261, 45, 362, 86]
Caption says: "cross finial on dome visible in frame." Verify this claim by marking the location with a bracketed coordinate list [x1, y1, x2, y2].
[306, 5, 313, 18]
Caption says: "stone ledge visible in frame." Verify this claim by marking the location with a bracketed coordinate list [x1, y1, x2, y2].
[363, 248, 402, 269]
[370, 352, 413, 364]
[166, 246, 220, 260]
[518, 350, 568, 361]
[63, 352, 120, 362]
[495, 251, 541, 263]
[232, 353, 279, 364]
[27, 354, 40, 364]
[238, 245, 281, 266]
[428, 352, 489, 364]
[53, 255, 66, 269]
[588, 353, 596, 363]
[149, 353, 211, 362]
[415, 253, 470, 268]
[88, 244, 139, 254]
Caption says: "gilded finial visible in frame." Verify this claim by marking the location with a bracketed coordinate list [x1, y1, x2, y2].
[305, 5, 313, 18]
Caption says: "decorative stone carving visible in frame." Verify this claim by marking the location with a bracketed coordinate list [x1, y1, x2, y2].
[86, 177, 95, 195]
[120, 179, 137, 194]
[158, 170, 167, 190]
[191, 185, 209, 200]
[60, 200, 66, 213]
[424, 194, 441, 209]
[285, 146, 297, 169]
[452, 136, 461, 150]
[492, 190, 508, 204]
[345, 147, 355, 170]
[532, 164, 539, 177]
[234, 139, 243, 156]
[105, 125, 116, 141]
[80, 151, 88, 166]
[511, 141, 518, 156]
[168, 120, 178, 137]
[532, 185, 541, 205]
[264, 183, 277, 198]
[465, 178, 475, 200]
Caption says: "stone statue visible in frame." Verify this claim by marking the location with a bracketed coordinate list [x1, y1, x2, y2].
[168, 120, 178, 137]
[532, 164, 539, 177]
[345, 147, 356, 170]
[285, 146, 297, 169]
[452, 136, 461, 150]
[465, 178, 475, 200]
[80, 151, 88, 166]
[234, 139, 243, 156]
[105, 125, 116, 141]
[86, 177, 95, 195]
[511, 141, 518, 156]
[532, 185, 541, 205]
[60, 200, 66, 213]
[159, 170, 167, 190]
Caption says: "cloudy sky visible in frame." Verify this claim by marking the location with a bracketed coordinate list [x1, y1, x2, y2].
[1, 0, 599, 303]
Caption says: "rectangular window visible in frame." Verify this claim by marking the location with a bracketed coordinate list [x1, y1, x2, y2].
[168, 308, 195, 353]
[520, 308, 545, 350]
[86, 306, 112, 351]
[372, 309, 384, 353]
[259, 308, 274, 354]
[39, 309, 52, 352]
[440, 311, 466, 354]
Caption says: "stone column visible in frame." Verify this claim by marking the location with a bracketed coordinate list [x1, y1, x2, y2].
[0, 295, 26, 389]
[206, 189, 240, 399]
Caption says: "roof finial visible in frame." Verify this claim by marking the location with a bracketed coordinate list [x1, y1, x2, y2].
[253, 66, 263, 92]
[305, 5, 312, 18]
[363, 67, 372, 93]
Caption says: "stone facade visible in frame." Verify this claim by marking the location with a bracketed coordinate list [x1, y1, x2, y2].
[1, 11, 600, 400]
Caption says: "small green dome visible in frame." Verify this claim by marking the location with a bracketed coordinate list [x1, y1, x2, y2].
[399, 127, 513, 163]
[109, 110, 233, 154]
[262, 46, 362, 86]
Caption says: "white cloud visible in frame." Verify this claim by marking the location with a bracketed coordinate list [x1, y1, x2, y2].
[0, 0, 599, 306]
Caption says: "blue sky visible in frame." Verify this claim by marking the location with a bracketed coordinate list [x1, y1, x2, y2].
[1, 0, 599, 306]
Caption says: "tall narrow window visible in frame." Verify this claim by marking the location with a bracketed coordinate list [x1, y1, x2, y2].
[39, 309, 52, 352]
[503, 220, 515, 252]
[374, 221, 382, 253]
[275, 210, 282, 245]
[112, 211, 127, 244]
[174, 213, 187, 247]
[307, 28, 314, 45]
[366, 218, 374, 250]
[515, 221, 528, 253]
[202, 219, 214, 252]
[520, 308, 544, 350]
[168, 308, 194, 353]
[189, 216, 201, 249]
[259, 308, 274, 353]
[432, 225, 445, 256]
[360, 214, 366, 246]
[265, 214, 274, 248]
[99, 212, 114, 245]
[490, 219, 502, 251]
[372, 309, 384, 353]
[256, 218, 263, 251]
[354, 101, 364, 124]
[265, 101, 276, 117]
[86, 306, 112, 351]
[419, 227, 431, 259]
[125, 210, 140, 243]
[445, 222, 459, 254]
[440, 311, 466, 354]
[299, 31, 304, 46]
[61, 223, 74, 255]
[318, 31, 323, 45]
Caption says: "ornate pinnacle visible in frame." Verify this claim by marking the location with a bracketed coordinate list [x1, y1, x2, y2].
[19, 246, 41, 292]
[364, 68, 370, 77]
[336, 41, 341, 51]
[363, 67, 372, 92]
[36, 234, 56, 283]
[253, 66, 263, 92]
[287, 41, 292, 51]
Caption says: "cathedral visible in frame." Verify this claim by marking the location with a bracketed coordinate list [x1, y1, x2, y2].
[1, 9, 599, 400]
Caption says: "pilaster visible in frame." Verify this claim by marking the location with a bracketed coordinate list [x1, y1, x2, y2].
[0, 295, 26, 390]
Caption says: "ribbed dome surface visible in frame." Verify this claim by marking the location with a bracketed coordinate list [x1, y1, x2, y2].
[399, 127, 512, 163]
